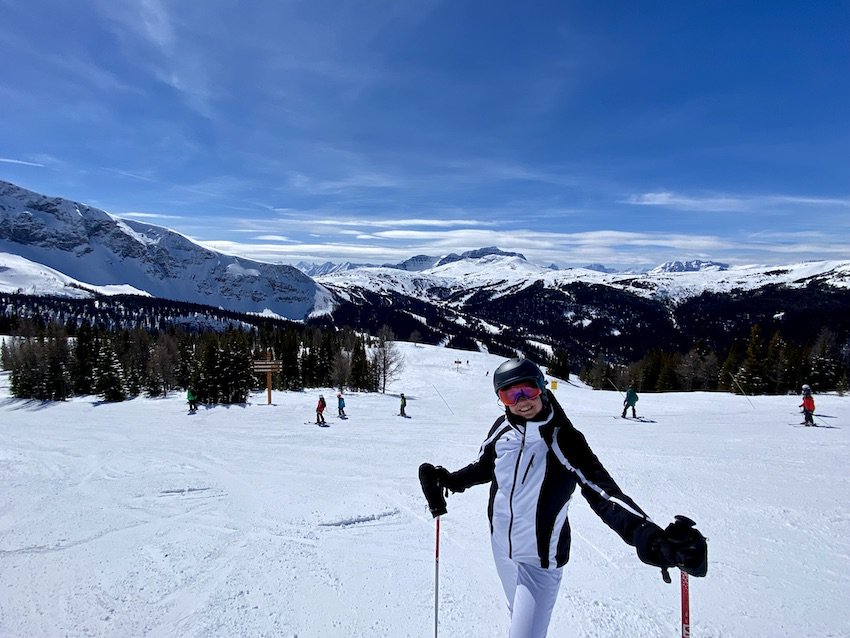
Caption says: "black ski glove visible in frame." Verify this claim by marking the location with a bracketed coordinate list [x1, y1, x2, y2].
[664, 515, 708, 577]
[418, 463, 450, 517]
[638, 515, 708, 578]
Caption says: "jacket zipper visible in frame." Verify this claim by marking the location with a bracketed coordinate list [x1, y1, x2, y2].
[521, 454, 535, 484]
[506, 428, 526, 558]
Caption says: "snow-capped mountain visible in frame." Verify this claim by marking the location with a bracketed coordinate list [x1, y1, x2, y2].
[583, 263, 618, 273]
[0, 181, 333, 320]
[314, 252, 850, 365]
[294, 261, 368, 277]
[318, 253, 850, 305]
[2, 179, 850, 366]
[391, 254, 441, 271]
[650, 259, 729, 273]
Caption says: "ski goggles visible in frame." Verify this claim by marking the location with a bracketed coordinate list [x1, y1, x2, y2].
[497, 383, 543, 406]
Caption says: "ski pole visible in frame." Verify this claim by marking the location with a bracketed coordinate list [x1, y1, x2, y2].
[607, 378, 624, 397]
[680, 570, 690, 638]
[434, 515, 440, 638]
[728, 372, 755, 409]
[432, 384, 454, 415]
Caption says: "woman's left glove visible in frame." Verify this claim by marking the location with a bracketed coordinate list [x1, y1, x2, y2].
[637, 515, 708, 578]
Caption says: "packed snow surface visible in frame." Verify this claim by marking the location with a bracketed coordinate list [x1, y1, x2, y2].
[1, 342, 848, 637]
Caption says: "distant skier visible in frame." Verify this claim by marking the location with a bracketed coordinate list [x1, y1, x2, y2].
[337, 392, 346, 417]
[799, 384, 815, 426]
[316, 394, 327, 425]
[399, 393, 407, 417]
[419, 358, 707, 638]
[621, 384, 639, 419]
[187, 387, 198, 413]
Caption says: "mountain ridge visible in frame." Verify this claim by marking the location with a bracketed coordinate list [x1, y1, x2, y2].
[0, 180, 331, 320]
[2, 179, 850, 367]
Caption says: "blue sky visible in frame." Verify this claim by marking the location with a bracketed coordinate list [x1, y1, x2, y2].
[1, 1, 848, 269]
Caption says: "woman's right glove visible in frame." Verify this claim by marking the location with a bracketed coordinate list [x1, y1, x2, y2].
[418, 463, 459, 517]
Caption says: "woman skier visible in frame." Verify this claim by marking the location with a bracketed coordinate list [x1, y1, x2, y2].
[419, 357, 707, 638]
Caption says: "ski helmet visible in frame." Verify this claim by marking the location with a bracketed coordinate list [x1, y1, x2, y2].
[802, 384, 811, 393]
[492, 358, 546, 394]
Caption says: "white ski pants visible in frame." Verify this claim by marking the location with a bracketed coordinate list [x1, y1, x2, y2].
[491, 536, 563, 638]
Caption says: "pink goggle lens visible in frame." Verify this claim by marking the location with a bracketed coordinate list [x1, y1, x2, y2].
[497, 384, 542, 406]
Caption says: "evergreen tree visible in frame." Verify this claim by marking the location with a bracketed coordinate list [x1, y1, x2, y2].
[580, 353, 614, 390]
[44, 332, 71, 400]
[737, 325, 769, 394]
[219, 329, 253, 403]
[278, 330, 302, 391]
[300, 346, 319, 388]
[656, 351, 681, 391]
[175, 336, 197, 390]
[71, 321, 96, 395]
[316, 330, 336, 388]
[197, 336, 222, 404]
[349, 338, 371, 391]
[547, 349, 570, 381]
[808, 328, 840, 391]
[718, 341, 745, 392]
[332, 350, 351, 390]
[146, 334, 179, 397]
[0, 340, 12, 370]
[9, 339, 43, 398]
[93, 340, 127, 402]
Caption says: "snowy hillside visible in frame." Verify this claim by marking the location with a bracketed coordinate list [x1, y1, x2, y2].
[1, 342, 848, 637]
[0, 181, 332, 320]
[0, 252, 150, 297]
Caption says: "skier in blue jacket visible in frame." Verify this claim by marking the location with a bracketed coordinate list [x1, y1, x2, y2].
[420, 358, 706, 638]
[621, 384, 639, 418]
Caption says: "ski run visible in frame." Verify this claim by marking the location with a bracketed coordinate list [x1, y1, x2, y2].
[1, 342, 848, 637]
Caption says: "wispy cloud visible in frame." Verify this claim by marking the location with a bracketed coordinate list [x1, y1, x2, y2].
[308, 218, 496, 229]
[193, 224, 850, 271]
[121, 211, 183, 220]
[0, 158, 45, 167]
[627, 191, 850, 212]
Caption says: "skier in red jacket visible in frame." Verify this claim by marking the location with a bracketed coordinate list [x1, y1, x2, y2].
[799, 384, 815, 426]
[316, 394, 327, 425]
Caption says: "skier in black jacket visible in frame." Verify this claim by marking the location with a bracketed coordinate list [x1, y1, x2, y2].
[420, 358, 707, 638]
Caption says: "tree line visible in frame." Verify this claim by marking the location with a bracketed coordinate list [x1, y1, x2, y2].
[1, 319, 404, 403]
[578, 325, 850, 395]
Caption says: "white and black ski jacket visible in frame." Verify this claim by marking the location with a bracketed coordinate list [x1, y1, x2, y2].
[447, 391, 658, 569]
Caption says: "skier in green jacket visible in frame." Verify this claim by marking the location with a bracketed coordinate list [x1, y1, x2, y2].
[187, 388, 198, 413]
[621, 385, 638, 419]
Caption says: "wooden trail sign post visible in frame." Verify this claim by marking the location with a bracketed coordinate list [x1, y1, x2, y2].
[253, 351, 282, 405]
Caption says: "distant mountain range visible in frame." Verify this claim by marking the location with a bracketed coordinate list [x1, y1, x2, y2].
[2, 179, 850, 364]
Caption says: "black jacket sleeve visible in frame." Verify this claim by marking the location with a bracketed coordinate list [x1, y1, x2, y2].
[551, 408, 662, 551]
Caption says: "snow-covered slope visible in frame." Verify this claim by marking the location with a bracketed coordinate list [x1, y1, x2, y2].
[0, 252, 150, 297]
[0, 181, 332, 320]
[0, 342, 848, 637]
